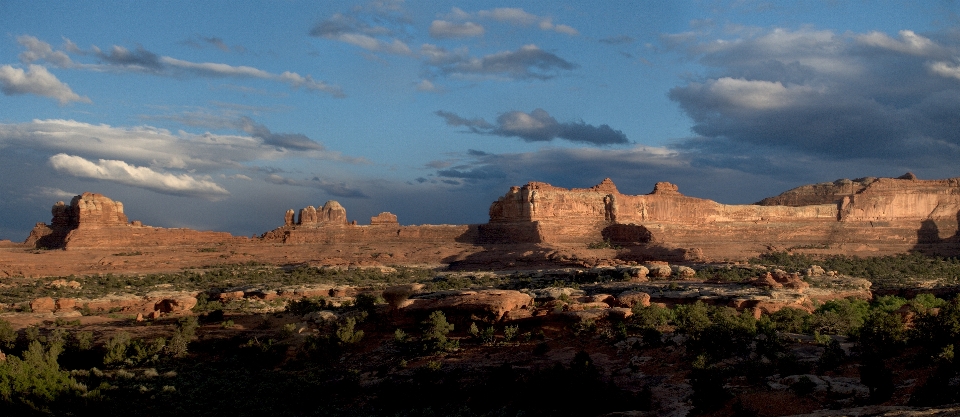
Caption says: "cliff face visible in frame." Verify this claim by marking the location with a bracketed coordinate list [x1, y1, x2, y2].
[481, 175, 960, 257]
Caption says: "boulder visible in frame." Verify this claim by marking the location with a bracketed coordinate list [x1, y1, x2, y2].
[673, 265, 696, 279]
[617, 291, 651, 308]
[645, 263, 673, 278]
[382, 283, 424, 309]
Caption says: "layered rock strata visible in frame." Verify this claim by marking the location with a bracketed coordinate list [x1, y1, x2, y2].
[480, 175, 960, 258]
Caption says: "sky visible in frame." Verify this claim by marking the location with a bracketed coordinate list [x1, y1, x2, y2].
[1, 0, 960, 240]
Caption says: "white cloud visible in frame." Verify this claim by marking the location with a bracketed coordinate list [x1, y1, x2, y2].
[32, 187, 76, 200]
[478, 8, 538, 25]
[857, 30, 946, 57]
[0, 64, 90, 105]
[929, 61, 960, 81]
[0, 119, 363, 173]
[705, 77, 815, 110]
[49, 153, 230, 199]
[17, 35, 74, 67]
[429, 20, 485, 39]
[472, 7, 578, 35]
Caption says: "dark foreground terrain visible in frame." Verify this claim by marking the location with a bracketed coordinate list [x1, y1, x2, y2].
[4, 253, 960, 416]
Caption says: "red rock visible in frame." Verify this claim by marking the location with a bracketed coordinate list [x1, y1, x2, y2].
[402, 289, 533, 322]
[30, 297, 56, 313]
[55, 298, 76, 311]
[617, 291, 651, 308]
[370, 212, 399, 225]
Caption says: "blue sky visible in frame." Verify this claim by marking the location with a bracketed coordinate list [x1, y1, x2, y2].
[1, 0, 959, 240]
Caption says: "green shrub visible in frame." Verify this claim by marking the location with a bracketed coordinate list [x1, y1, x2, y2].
[0, 319, 15, 350]
[872, 295, 908, 313]
[71, 331, 93, 351]
[809, 298, 870, 335]
[0, 341, 83, 406]
[503, 325, 519, 342]
[422, 311, 457, 353]
[335, 318, 364, 345]
[768, 307, 810, 333]
[103, 332, 132, 366]
[286, 297, 328, 316]
[630, 304, 674, 329]
[674, 301, 713, 335]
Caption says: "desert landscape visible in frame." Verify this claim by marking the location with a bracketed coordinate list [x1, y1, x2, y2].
[5, 2, 960, 416]
[4, 175, 960, 415]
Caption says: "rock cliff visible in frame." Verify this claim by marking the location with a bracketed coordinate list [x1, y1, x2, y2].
[481, 174, 960, 258]
[25, 192, 239, 249]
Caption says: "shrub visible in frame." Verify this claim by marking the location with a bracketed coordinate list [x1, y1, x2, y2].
[768, 307, 810, 333]
[421, 311, 457, 353]
[103, 332, 132, 366]
[71, 331, 94, 351]
[809, 298, 870, 335]
[0, 319, 15, 350]
[286, 297, 328, 316]
[335, 318, 364, 345]
[503, 325, 519, 342]
[0, 341, 83, 406]
[630, 304, 674, 330]
[674, 301, 712, 335]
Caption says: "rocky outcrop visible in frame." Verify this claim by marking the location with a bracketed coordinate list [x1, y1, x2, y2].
[401, 289, 534, 322]
[296, 201, 348, 226]
[25, 192, 240, 249]
[370, 212, 399, 226]
[481, 174, 960, 258]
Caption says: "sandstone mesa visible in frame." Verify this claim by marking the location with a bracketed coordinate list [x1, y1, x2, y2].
[17, 173, 960, 261]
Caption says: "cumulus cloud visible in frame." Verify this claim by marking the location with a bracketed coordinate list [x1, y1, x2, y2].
[422, 44, 577, 80]
[666, 27, 960, 162]
[16, 36, 344, 98]
[0, 64, 90, 105]
[49, 153, 230, 199]
[429, 20, 485, 39]
[436, 108, 628, 145]
[0, 119, 365, 174]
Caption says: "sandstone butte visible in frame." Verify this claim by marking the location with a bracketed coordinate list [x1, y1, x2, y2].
[15, 173, 960, 261]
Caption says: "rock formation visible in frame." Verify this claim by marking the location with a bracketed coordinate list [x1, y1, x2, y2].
[481, 174, 960, 259]
[25, 192, 240, 249]
[262, 200, 475, 244]
[370, 212, 398, 226]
